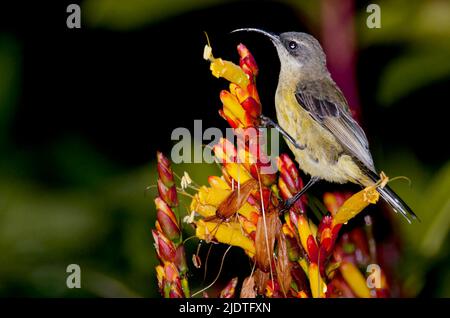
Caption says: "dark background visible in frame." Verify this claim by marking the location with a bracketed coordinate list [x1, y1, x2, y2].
[0, 0, 449, 297]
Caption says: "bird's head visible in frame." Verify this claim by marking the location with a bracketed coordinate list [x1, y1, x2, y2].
[231, 28, 327, 77]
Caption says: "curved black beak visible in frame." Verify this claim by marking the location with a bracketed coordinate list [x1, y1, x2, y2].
[230, 28, 280, 43]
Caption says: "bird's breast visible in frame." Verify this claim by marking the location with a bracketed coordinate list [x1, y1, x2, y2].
[274, 86, 357, 183]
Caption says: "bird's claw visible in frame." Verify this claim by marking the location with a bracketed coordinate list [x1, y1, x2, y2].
[259, 114, 273, 128]
[279, 197, 294, 214]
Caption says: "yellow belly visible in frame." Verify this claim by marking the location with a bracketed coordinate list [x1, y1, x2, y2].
[275, 88, 367, 185]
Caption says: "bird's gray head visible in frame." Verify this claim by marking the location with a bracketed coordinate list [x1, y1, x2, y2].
[232, 28, 328, 77]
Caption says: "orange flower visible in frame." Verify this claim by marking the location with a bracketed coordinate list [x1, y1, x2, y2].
[204, 43, 261, 128]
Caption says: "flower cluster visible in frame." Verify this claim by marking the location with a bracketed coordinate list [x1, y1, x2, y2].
[279, 155, 384, 297]
[152, 42, 393, 298]
[153, 152, 189, 298]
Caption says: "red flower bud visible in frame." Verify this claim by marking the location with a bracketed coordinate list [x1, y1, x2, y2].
[277, 154, 307, 212]
[241, 97, 261, 122]
[157, 179, 178, 207]
[157, 151, 175, 188]
[237, 43, 259, 76]
[152, 229, 176, 262]
[155, 197, 181, 242]
[307, 235, 319, 263]
[175, 245, 188, 274]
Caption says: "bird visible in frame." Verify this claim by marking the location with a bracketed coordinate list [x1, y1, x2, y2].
[231, 28, 417, 223]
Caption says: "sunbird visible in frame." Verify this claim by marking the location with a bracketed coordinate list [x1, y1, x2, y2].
[232, 28, 417, 223]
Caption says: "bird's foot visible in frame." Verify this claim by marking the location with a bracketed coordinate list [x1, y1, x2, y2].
[279, 197, 296, 214]
[279, 176, 319, 214]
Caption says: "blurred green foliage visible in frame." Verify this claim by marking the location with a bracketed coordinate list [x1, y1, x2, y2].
[83, 0, 222, 30]
[356, 0, 450, 106]
[378, 151, 450, 296]
[0, 141, 219, 296]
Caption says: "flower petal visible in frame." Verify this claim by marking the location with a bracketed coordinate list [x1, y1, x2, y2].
[340, 261, 371, 298]
[308, 263, 327, 298]
[210, 58, 249, 88]
[196, 220, 256, 256]
[333, 186, 380, 225]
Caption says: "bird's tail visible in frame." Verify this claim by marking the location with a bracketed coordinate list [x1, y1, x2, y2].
[363, 169, 418, 223]
[377, 184, 418, 224]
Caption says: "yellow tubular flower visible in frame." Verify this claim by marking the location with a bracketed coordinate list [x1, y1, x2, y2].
[190, 186, 231, 218]
[297, 215, 313, 253]
[210, 58, 249, 88]
[220, 90, 248, 126]
[237, 202, 259, 224]
[208, 176, 230, 190]
[229, 83, 249, 103]
[224, 163, 253, 184]
[298, 259, 309, 276]
[340, 261, 371, 298]
[196, 220, 256, 256]
[333, 186, 380, 226]
[308, 263, 326, 298]
[203, 43, 250, 88]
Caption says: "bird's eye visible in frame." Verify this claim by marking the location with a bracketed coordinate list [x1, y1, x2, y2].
[289, 41, 297, 50]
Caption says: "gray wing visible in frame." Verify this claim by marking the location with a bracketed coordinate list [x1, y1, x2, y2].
[295, 79, 375, 172]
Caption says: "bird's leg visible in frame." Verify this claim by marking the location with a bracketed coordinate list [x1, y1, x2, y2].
[259, 114, 306, 150]
[281, 176, 319, 213]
